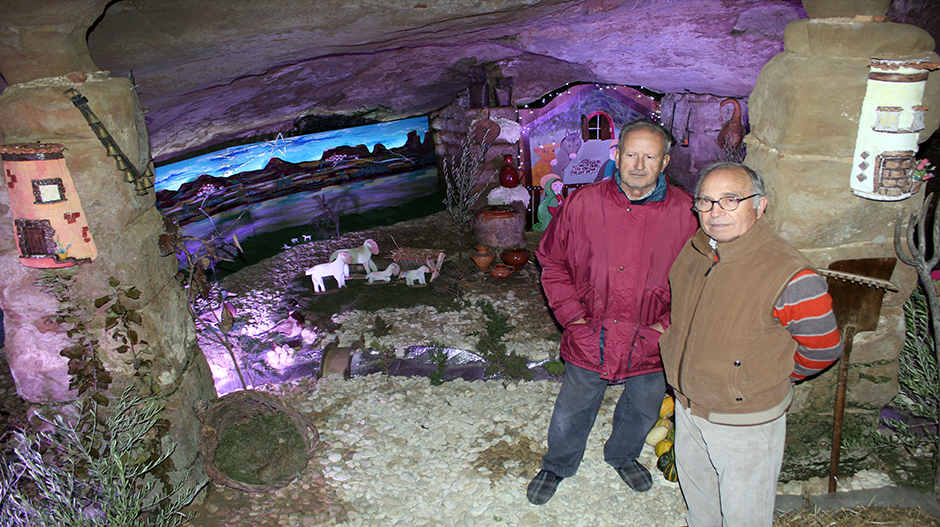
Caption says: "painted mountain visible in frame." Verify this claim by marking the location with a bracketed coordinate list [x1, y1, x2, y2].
[154, 118, 438, 245]
[156, 130, 435, 224]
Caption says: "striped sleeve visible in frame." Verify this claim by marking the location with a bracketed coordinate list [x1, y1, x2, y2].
[773, 269, 843, 381]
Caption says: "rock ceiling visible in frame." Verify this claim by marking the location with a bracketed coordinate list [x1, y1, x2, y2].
[83, 0, 810, 161]
[2, 0, 938, 161]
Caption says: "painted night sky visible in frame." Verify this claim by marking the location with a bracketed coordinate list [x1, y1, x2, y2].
[155, 117, 431, 192]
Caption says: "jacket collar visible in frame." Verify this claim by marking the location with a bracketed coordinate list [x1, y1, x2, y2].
[690, 215, 774, 263]
[613, 171, 668, 204]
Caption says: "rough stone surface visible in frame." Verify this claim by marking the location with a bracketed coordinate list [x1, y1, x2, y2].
[785, 19, 935, 58]
[802, 0, 890, 19]
[660, 92, 750, 190]
[0, 73, 215, 487]
[72, 0, 804, 161]
[746, 16, 939, 429]
[0, 1, 108, 85]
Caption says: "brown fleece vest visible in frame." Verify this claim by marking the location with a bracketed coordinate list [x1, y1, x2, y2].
[660, 218, 813, 425]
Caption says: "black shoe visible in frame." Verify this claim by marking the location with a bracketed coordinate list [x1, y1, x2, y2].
[527, 469, 564, 505]
[615, 460, 652, 492]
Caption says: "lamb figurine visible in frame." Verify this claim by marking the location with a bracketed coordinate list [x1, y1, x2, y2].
[366, 262, 400, 283]
[330, 239, 379, 273]
[306, 252, 352, 293]
[400, 265, 430, 286]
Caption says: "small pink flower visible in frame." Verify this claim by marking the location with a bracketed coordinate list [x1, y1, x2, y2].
[917, 158, 929, 170]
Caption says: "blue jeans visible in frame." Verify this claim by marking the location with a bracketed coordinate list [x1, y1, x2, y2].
[541, 363, 666, 477]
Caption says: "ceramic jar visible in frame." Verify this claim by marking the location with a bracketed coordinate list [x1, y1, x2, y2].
[490, 263, 514, 278]
[472, 205, 525, 248]
[470, 245, 495, 270]
[500, 247, 529, 269]
[498, 155, 520, 188]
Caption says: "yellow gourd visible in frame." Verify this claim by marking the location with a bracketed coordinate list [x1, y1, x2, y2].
[660, 396, 675, 419]
[655, 439, 673, 457]
[654, 417, 671, 429]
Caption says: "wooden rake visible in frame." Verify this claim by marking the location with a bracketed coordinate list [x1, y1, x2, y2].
[819, 259, 898, 493]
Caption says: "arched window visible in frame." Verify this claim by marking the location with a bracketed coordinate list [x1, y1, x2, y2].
[581, 112, 614, 141]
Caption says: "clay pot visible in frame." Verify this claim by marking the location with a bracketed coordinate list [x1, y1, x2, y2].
[490, 263, 515, 278]
[470, 250, 495, 270]
[500, 247, 529, 269]
[472, 205, 525, 248]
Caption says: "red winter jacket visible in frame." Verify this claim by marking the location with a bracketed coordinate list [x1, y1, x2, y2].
[537, 178, 698, 381]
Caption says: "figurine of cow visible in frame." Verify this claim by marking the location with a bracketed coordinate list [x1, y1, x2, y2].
[400, 265, 430, 286]
[366, 262, 400, 283]
[306, 252, 352, 292]
[330, 239, 379, 273]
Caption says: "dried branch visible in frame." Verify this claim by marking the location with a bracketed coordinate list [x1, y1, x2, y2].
[442, 130, 493, 252]
[893, 192, 940, 499]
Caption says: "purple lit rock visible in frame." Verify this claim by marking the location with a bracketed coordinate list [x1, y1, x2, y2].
[80, 0, 804, 161]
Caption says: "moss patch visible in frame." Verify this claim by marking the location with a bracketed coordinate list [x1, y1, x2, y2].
[215, 412, 308, 486]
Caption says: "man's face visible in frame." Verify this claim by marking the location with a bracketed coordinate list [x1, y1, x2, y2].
[697, 167, 768, 243]
[615, 128, 670, 200]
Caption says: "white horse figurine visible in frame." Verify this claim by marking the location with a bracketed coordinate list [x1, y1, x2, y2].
[330, 239, 379, 273]
[400, 265, 430, 286]
[306, 252, 352, 292]
[366, 262, 400, 283]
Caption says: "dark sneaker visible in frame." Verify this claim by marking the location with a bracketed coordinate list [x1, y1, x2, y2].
[526, 469, 564, 505]
[615, 460, 652, 492]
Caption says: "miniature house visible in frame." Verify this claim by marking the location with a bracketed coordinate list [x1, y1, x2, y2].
[519, 84, 658, 188]
[850, 58, 938, 200]
[2, 143, 97, 268]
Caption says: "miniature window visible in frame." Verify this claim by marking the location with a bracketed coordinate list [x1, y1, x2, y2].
[911, 106, 928, 132]
[32, 178, 67, 204]
[583, 113, 613, 141]
[873, 107, 902, 132]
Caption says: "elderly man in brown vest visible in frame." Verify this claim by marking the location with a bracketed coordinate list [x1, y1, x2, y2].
[660, 162, 842, 527]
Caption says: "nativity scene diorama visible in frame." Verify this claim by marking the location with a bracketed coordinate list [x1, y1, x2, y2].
[2, 11, 940, 520]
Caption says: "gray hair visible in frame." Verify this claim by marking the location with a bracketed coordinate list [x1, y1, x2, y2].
[695, 162, 766, 209]
[617, 119, 674, 156]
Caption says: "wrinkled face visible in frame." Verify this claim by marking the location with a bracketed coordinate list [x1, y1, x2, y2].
[615, 128, 670, 200]
[697, 167, 768, 243]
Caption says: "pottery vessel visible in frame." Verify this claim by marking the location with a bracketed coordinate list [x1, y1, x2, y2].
[498, 155, 520, 188]
[500, 247, 529, 269]
[472, 205, 525, 248]
[490, 263, 514, 278]
[470, 248, 495, 270]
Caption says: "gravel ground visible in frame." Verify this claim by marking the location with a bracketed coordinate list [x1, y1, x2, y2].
[0, 211, 898, 526]
[178, 210, 895, 526]
[180, 373, 895, 527]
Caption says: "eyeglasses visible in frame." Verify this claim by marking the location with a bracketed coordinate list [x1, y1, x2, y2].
[692, 194, 759, 213]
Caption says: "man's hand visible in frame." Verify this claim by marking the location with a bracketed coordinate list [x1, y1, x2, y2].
[570, 318, 587, 325]
[650, 322, 663, 333]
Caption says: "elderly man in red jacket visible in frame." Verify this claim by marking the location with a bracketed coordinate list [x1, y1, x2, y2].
[527, 120, 698, 505]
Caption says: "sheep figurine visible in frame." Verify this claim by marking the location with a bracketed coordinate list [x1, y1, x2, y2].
[306, 251, 352, 292]
[400, 265, 430, 286]
[366, 262, 400, 283]
[330, 239, 379, 273]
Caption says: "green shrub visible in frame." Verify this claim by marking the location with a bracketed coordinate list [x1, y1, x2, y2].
[0, 386, 206, 527]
